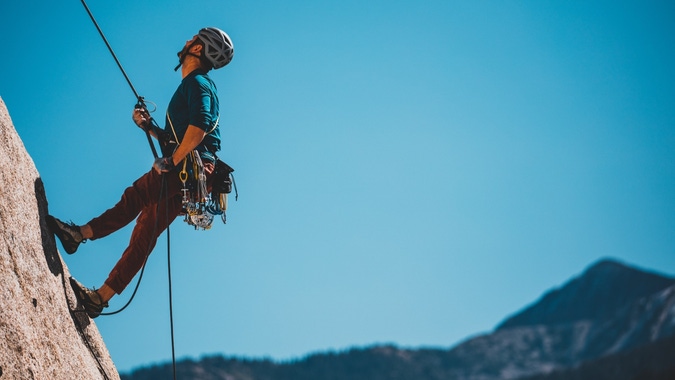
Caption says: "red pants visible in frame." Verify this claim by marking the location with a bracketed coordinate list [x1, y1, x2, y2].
[87, 166, 212, 294]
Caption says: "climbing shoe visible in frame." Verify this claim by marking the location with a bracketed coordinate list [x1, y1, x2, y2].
[46, 215, 84, 254]
[69, 277, 108, 319]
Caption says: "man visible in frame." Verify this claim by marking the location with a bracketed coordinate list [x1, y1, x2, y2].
[47, 27, 234, 318]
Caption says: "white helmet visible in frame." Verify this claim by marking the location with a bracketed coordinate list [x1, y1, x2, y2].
[198, 27, 234, 69]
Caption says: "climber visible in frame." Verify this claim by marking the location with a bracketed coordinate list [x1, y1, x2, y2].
[47, 27, 234, 318]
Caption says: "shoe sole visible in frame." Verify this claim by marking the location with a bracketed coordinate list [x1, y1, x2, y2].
[46, 215, 80, 254]
[69, 277, 104, 318]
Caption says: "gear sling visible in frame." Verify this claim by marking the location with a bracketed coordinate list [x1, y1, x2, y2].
[164, 112, 235, 230]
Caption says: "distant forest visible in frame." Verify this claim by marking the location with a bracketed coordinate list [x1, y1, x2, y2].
[121, 335, 675, 380]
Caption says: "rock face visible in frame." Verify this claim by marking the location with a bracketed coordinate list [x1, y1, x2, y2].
[0, 97, 119, 379]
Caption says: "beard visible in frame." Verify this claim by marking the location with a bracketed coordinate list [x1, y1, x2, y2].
[175, 44, 192, 71]
[177, 45, 190, 61]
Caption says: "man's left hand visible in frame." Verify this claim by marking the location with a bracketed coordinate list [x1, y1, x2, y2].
[153, 157, 175, 173]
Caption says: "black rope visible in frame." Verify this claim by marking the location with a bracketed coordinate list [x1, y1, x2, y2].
[79, 0, 139, 99]
[78, 3, 179, 376]
[70, 307, 112, 380]
[79, 0, 159, 158]
[60, 264, 111, 379]
[165, 177, 178, 380]
[97, 260, 146, 316]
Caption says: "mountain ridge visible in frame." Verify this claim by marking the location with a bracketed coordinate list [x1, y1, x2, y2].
[497, 258, 675, 330]
[121, 258, 675, 380]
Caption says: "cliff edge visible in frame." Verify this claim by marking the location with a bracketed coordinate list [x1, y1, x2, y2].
[0, 96, 119, 379]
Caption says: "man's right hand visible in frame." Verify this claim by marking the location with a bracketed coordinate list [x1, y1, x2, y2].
[132, 108, 151, 130]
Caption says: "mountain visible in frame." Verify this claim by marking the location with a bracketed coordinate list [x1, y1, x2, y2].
[521, 333, 675, 380]
[444, 259, 675, 378]
[442, 279, 675, 379]
[0, 97, 119, 379]
[121, 258, 675, 380]
[497, 258, 675, 329]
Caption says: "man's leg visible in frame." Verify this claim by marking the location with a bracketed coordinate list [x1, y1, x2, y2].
[48, 169, 180, 254]
[63, 170, 184, 318]
[86, 169, 178, 240]
[102, 193, 183, 297]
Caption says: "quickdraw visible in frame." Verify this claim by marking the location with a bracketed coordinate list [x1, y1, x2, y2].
[178, 152, 235, 230]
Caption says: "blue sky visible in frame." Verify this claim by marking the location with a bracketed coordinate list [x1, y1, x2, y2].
[1, 0, 674, 374]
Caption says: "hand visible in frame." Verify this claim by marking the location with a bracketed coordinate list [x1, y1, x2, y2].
[132, 108, 151, 130]
[153, 157, 175, 174]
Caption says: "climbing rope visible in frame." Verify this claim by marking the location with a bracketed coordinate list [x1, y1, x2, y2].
[165, 186, 178, 380]
[79, 0, 160, 158]
[59, 265, 112, 380]
[78, 1, 179, 378]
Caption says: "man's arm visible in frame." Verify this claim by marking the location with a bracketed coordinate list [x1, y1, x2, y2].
[170, 125, 207, 165]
